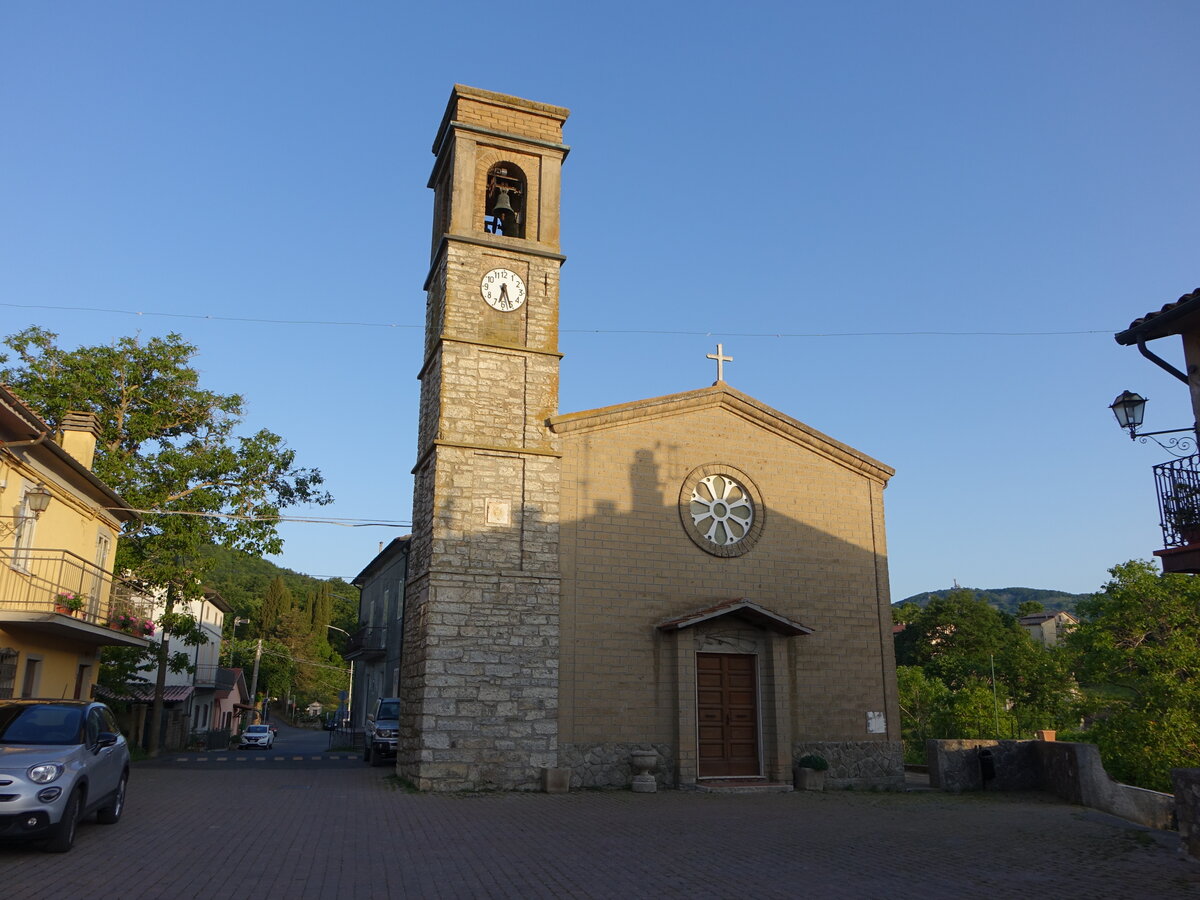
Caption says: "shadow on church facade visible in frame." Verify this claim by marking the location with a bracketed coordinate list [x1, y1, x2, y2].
[368, 84, 902, 791]
[374, 382, 902, 791]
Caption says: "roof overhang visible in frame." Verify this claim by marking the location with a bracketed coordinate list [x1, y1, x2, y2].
[657, 598, 813, 636]
[1116, 288, 1200, 345]
[352, 535, 412, 586]
[97, 683, 194, 703]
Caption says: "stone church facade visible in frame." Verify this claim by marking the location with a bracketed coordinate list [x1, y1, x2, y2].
[398, 85, 902, 791]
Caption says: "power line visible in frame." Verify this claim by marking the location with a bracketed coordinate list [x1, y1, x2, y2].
[107, 507, 411, 528]
[0, 301, 1112, 338]
[0, 301, 418, 330]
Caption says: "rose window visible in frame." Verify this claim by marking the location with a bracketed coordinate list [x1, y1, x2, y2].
[689, 474, 754, 547]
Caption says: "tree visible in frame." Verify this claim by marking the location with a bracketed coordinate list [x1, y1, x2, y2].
[891, 602, 923, 625]
[1066, 560, 1200, 790]
[1, 327, 331, 752]
[1017, 600, 1046, 616]
[259, 576, 293, 638]
[894, 589, 1075, 740]
[894, 590, 1016, 687]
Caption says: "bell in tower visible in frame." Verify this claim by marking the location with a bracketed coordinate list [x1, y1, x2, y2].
[484, 164, 525, 237]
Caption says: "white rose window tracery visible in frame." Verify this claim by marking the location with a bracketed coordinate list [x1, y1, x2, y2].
[689, 474, 754, 547]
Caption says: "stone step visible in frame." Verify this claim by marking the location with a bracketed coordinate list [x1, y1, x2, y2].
[684, 780, 794, 794]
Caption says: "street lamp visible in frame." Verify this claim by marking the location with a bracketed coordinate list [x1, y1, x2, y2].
[327, 624, 354, 729]
[24, 484, 51, 517]
[1110, 390, 1196, 456]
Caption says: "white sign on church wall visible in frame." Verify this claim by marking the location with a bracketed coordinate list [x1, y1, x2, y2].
[486, 499, 511, 526]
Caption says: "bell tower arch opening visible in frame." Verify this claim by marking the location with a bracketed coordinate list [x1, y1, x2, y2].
[484, 162, 526, 238]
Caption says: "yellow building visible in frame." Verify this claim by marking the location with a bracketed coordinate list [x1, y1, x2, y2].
[0, 385, 147, 700]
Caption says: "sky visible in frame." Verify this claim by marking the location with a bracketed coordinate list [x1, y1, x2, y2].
[3, 2, 1199, 602]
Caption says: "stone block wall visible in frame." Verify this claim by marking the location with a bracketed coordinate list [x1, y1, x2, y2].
[793, 740, 905, 790]
[1172, 768, 1200, 859]
[925, 739, 1039, 792]
[560, 742, 675, 789]
[926, 739, 1176, 832]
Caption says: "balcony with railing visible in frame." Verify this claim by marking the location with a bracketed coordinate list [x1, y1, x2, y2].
[192, 665, 239, 690]
[344, 625, 387, 659]
[1153, 455, 1200, 573]
[0, 546, 152, 647]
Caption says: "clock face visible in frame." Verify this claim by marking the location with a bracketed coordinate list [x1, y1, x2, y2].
[480, 268, 526, 312]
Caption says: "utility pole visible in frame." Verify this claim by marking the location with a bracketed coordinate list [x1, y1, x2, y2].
[990, 653, 1001, 738]
[249, 637, 263, 722]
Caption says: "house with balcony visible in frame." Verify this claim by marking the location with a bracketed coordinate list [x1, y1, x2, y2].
[103, 587, 250, 749]
[143, 587, 237, 737]
[0, 385, 148, 700]
[346, 536, 409, 730]
[1115, 286, 1200, 574]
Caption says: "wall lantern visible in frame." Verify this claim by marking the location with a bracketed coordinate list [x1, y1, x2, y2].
[1110, 390, 1195, 455]
[25, 483, 52, 517]
[1109, 391, 1147, 435]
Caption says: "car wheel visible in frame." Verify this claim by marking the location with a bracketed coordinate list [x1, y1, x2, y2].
[44, 787, 82, 852]
[96, 772, 127, 825]
[371, 747, 386, 767]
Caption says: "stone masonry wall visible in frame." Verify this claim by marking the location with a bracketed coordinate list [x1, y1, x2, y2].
[1173, 768, 1200, 860]
[404, 570, 559, 791]
[793, 741, 905, 790]
[560, 742, 675, 789]
[925, 739, 1040, 792]
[404, 87, 566, 792]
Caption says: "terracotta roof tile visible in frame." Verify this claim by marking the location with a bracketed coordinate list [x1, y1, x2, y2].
[1117, 287, 1200, 341]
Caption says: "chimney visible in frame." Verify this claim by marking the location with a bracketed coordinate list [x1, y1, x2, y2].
[56, 411, 101, 470]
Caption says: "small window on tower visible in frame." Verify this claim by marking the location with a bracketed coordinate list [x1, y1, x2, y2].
[484, 163, 526, 238]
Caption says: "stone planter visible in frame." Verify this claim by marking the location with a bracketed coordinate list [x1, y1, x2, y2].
[630, 750, 658, 793]
[794, 766, 825, 791]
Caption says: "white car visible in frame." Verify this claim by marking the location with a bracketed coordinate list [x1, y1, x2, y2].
[239, 724, 274, 749]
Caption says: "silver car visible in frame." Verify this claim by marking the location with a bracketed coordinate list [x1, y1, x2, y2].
[0, 699, 129, 852]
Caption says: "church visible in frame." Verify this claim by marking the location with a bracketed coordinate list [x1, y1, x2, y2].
[396, 85, 902, 791]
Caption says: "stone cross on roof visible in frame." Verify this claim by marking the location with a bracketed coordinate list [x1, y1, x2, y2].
[707, 344, 732, 384]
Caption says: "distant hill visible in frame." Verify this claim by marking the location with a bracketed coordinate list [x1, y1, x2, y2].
[197, 544, 359, 636]
[895, 586, 1090, 616]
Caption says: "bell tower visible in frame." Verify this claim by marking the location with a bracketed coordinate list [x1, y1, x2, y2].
[401, 86, 569, 790]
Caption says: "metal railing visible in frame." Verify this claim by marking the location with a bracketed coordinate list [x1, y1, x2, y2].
[0, 546, 150, 628]
[1154, 454, 1200, 548]
[346, 626, 387, 655]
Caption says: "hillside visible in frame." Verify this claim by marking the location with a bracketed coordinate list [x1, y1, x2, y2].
[896, 586, 1090, 616]
[197, 544, 359, 636]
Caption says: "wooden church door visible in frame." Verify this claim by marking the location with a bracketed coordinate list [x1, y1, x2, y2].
[697, 653, 760, 777]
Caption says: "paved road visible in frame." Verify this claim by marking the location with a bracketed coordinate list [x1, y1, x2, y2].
[2, 750, 1197, 899]
[145, 721, 364, 769]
